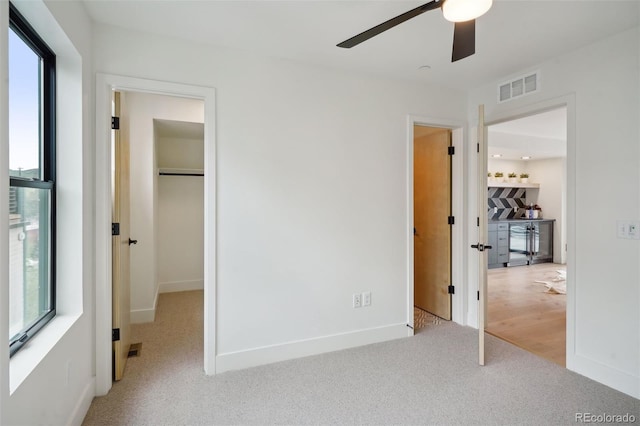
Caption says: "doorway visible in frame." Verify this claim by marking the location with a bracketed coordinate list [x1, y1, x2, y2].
[413, 125, 453, 323]
[95, 74, 216, 396]
[485, 106, 568, 366]
[112, 91, 206, 381]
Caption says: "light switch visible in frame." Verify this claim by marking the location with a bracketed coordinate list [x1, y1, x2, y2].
[617, 220, 640, 240]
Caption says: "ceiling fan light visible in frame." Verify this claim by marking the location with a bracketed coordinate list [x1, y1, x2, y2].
[442, 0, 492, 23]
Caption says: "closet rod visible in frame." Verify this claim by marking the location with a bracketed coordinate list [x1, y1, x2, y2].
[158, 172, 204, 177]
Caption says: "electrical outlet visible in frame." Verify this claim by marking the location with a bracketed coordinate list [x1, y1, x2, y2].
[353, 293, 362, 308]
[493, 207, 498, 213]
[362, 291, 371, 307]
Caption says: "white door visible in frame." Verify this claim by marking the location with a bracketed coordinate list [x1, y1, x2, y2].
[475, 105, 488, 365]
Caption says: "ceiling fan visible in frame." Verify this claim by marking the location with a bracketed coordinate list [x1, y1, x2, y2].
[337, 0, 493, 62]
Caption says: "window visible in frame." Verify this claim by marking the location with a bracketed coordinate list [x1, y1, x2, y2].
[8, 3, 56, 357]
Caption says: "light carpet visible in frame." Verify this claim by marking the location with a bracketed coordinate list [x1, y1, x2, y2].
[83, 290, 639, 425]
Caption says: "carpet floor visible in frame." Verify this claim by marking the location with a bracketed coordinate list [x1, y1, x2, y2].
[83, 291, 639, 425]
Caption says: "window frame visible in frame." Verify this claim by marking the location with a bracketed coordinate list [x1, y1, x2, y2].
[8, 2, 57, 357]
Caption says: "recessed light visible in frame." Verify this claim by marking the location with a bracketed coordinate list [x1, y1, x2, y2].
[521, 156, 531, 160]
[418, 65, 431, 70]
[491, 154, 502, 158]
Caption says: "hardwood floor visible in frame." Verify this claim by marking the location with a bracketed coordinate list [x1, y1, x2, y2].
[487, 263, 566, 367]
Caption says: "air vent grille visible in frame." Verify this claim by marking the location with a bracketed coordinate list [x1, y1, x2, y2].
[498, 71, 540, 103]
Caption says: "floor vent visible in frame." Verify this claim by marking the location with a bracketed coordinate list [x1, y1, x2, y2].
[128, 342, 142, 358]
[498, 71, 540, 103]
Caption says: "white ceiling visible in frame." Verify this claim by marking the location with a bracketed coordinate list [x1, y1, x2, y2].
[82, 0, 639, 90]
[488, 107, 567, 160]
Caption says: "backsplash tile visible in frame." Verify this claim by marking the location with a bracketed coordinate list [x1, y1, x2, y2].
[488, 187, 526, 220]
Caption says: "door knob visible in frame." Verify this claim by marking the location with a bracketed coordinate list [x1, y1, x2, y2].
[128, 238, 138, 246]
[471, 243, 492, 252]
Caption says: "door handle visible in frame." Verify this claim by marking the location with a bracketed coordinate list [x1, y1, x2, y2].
[471, 243, 492, 252]
[128, 238, 138, 246]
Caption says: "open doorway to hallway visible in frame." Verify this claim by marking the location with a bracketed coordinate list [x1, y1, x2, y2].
[485, 107, 568, 366]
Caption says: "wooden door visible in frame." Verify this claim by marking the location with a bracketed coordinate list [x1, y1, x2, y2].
[476, 105, 488, 365]
[112, 91, 131, 380]
[414, 126, 452, 320]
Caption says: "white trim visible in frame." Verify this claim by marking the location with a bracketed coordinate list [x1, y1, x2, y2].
[569, 354, 640, 399]
[159, 279, 204, 294]
[67, 377, 95, 426]
[95, 73, 217, 396]
[216, 324, 408, 373]
[130, 285, 160, 324]
[406, 115, 466, 327]
[483, 94, 575, 369]
[130, 308, 155, 324]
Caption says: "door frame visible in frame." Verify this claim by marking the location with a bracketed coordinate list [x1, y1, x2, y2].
[95, 74, 217, 396]
[481, 94, 576, 368]
[406, 116, 465, 330]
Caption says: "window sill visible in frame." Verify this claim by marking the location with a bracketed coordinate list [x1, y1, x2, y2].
[9, 313, 81, 395]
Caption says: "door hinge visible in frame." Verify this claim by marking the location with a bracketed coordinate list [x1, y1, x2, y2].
[112, 223, 120, 236]
[112, 328, 120, 342]
[448, 285, 455, 295]
[111, 116, 120, 130]
[477, 291, 480, 301]
[477, 143, 480, 153]
[448, 146, 455, 155]
[448, 216, 455, 225]
[477, 217, 480, 227]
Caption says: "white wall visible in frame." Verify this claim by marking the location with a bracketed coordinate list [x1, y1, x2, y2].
[526, 158, 566, 263]
[487, 158, 526, 178]
[93, 23, 467, 368]
[0, 1, 95, 425]
[468, 27, 640, 398]
[157, 174, 204, 293]
[157, 135, 204, 171]
[121, 92, 204, 322]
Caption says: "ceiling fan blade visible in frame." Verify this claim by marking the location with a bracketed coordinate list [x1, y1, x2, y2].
[451, 20, 475, 62]
[337, 1, 442, 49]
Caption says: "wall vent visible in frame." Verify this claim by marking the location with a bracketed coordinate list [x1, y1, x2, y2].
[498, 71, 540, 103]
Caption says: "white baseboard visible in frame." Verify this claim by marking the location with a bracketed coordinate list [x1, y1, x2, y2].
[567, 354, 640, 399]
[131, 287, 160, 324]
[68, 377, 95, 426]
[130, 308, 155, 324]
[215, 323, 408, 373]
[159, 279, 204, 294]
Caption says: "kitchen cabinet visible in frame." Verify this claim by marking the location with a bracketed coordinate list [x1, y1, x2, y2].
[488, 222, 509, 269]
